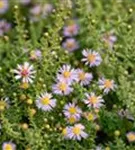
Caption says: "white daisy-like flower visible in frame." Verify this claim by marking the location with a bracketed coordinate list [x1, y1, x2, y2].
[36, 92, 56, 111]
[57, 65, 78, 84]
[82, 49, 102, 67]
[14, 62, 36, 83]
[84, 92, 104, 109]
[52, 79, 73, 95]
[98, 78, 117, 94]
[2, 142, 16, 150]
[67, 124, 88, 140]
[76, 69, 93, 86]
[63, 102, 82, 119]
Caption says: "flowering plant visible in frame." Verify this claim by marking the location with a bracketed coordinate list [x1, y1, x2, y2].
[0, 0, 135, 150]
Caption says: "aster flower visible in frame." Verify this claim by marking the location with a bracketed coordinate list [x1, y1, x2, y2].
[82, 49, 102, 67]
[63, 23, 79, 37]
[84, 92, 104, 109]
[2, 142, 16, 150]
[14, 62, 36, 83]
[76, 69, 93, 86]
[62, 38, 79, 52]
[0, 97, 10, 111]
[66, 115, 80, 124]
[29, 5, 42, 22]
[62, 127, 70, 139]
[52, 79, 73, 95]
[83, 112, 97, 121]
[0, 0, 8, 14]
[67, 124, 88, 140]
[98, 78, 116, 94]
[63, 102, 82, 119]
[126, 132, 135, 142]
[0, 20, 11, 36]
[42, 3, 53, 17]
[57, 65, 77, 84]
[30, 49, 42, 60]
[36, 92, 56, 111]
[102, 32, 117, 49]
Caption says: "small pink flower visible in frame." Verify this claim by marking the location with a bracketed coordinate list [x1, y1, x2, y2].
[76, 69, 93, 86]
[14, 62, 36, 83]
[57, 65, 77, 84]
[67, 124, 88, 140]
[84, 92, 104, 109]
[0, 0, 9, 14]
[62, 38, 79, 52]
[82, 49, 102, 67]
[63, 23, 79, 37]
[98, 78, 116, 94]
[63, 102, 82, 119]
[52, 79, 73, 95]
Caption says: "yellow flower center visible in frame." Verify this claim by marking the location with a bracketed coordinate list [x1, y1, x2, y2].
[41, 97, 50, 105]
[20, 82, 29, 89]
[59, 83, 67, 91]
[89, 96, 98, 104]
[87, 54, 96, 63]
[63, 71, 71, 78]
[87, 113, 94, 121]
[72, 127, 81, 135]
[69, 107, 77, 114]
[79, 72, 85, 80]
[66, 41, 74, 49]
[0, 1, 4, 9]
[62, 128, 67, 136]
[4, 144, 13, 150]
[127, 133, 135, 142]
[69, 116, 76, 123]
[104, 80, 112, 88]
[0, 101, 7, 111]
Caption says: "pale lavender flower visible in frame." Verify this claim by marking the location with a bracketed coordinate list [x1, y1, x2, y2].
[126, 132, 135, 142]
[52, 79, 73, 95]
[30, 49, 42, 60]
[84, 92, 104, 109]
[102, 32, 117, 49]
[0, 0, 8, 14]
[62, 38, 79, 52]
[67, 124, 88, 140]
[2, 142, 16, 150]
[0, 20, 11, 36]
[14, 62, 36, 83]
[57, 65, 78, 84]
[63, 23, 79, 37]
[63, 102, 82, 119]
[42, 3, 53, 17]
[82, 49, 102, 67]
[62, 126, 70, 139]
[36, 92, 56, 111]
[76, 69, 93, 86]
[29, 5, 42, 22]
[98, 78, 116, 94]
